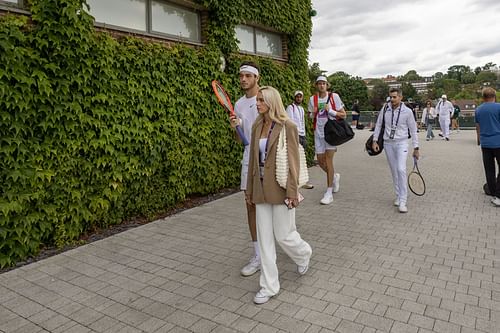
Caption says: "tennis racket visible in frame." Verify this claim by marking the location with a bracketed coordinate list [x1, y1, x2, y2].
[408, 156, 425, 196]
[211, 80, 249, 146]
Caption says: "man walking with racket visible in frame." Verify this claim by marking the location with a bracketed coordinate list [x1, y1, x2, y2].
[372, 88, 420, 213]
[230, 62, 261, 276]
[475, 87, 500, 207]
[308, 76, 347, 205]
[286, 90, 314, 189]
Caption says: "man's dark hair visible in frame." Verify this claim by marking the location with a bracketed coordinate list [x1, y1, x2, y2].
[389, 87, 402, 96]
[240, 61, 260, 73]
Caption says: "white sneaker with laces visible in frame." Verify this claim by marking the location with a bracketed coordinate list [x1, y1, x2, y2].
[393, 198, 400, 206]
[253, 290, 272, 304]
[398, 203, 408, 213]
[240, 256, 260, 276]
[320, 193, 333, 205]
[333, 173, 340, 193]
[491, 197, 500, 207]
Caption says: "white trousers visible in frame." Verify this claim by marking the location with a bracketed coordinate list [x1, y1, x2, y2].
[439, 116, 450, 138]
[256, 203, 312, 296]
[384, 141, 409, 204]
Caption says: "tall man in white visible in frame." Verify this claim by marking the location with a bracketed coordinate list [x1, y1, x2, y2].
[436, 94, 454, 141]
[286, 90, 313, 189]
[230, 62, 261, 276]
[372, 88, 420, 213]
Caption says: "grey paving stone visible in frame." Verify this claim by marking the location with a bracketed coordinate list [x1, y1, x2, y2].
[0, 131, 497, 333]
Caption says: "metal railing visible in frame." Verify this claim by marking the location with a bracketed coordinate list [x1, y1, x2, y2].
[352, 111, 476, 129]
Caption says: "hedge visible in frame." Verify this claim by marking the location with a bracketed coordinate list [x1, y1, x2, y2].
[0, 0, 313, 267]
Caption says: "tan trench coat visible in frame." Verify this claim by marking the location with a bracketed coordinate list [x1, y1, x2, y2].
[246, 119, 300, 204]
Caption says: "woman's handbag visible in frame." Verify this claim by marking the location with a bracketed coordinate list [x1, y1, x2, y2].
[324, 118, 355, 146]
[276, 123, 309, 189]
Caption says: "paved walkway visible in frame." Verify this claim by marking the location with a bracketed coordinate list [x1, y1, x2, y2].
[1, 130, 499, 333]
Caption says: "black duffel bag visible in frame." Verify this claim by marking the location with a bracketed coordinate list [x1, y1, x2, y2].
[365, 105, 388, 156]
[324, 118, 354, 146]
[365, 132, 384, 156]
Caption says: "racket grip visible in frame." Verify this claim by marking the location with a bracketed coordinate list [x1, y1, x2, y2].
[235, 125, 249, 146]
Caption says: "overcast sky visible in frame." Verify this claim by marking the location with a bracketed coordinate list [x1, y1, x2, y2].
[309, 0, 500, 79]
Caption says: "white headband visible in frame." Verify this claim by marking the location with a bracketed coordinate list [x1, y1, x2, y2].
[239, 65, 259, 76]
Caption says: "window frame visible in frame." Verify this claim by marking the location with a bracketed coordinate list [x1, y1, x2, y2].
[149, 0, 201, 43]
[235, 23, 285, 60]
[0, 0, 24, 8]
[88, 0, 204, 46]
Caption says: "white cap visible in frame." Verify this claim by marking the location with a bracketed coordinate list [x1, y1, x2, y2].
[294, 90, 303, 97]
[441, 94, 447, 99]
[316, 75, 328, 83]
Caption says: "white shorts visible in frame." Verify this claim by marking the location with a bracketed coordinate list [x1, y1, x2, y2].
[314, 133, 337, 154]
[240, 164, 249, 190]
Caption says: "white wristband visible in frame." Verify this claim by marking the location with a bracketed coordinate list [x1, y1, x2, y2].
[328, 110, 337, 117]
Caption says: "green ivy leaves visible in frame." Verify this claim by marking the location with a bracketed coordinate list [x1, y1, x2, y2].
[0, 0, 312, 268]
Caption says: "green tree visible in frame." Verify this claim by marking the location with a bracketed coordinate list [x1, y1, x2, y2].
[461, 72, 477, 84]
[434, 71, 444, 79]
[398, 70, 421, 82]
[369, 79, 389, 110]
[476, 71, 497, 84]
[327, 71, 369, 110]
[447, 65, 472, 83]
[427, 78, 461, 99]
[401, 82, 417, 100]
[482, 62, 497, 71]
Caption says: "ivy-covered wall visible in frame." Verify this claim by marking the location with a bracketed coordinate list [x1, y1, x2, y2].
[0, 0, 313, 267]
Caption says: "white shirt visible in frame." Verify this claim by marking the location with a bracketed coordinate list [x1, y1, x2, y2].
[436, 100, 454, 117]
[420, 107, 436, 123]
[286, 103, 305, 136]
[373, 103, 419, 148]
[307, 93, 344, 138]
[234, 95, 258, 165]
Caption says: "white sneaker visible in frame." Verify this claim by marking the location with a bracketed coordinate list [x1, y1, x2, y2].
[297, 262, 309, 275]
[320, 193, 333, 205]
[253, 290, 272, 304]
[491, 197, 500, 207]
[398, 203, 408, 213]
[333, 173, 340, 193]
[393, 198, 400, 206]
[240, 256, 260, 276]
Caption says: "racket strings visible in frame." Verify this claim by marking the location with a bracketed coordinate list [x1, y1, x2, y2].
[408, 172, 425, 196]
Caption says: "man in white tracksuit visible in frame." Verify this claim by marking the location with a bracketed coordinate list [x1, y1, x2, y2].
[436, 94, 454, 141]
[372, 88, 420, 213]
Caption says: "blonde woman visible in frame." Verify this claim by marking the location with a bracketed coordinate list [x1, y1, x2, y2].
[246, 86, 312, 305]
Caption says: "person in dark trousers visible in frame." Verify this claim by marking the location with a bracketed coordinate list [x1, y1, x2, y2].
[351, 100, 360, 128]
[451, 100, 461, 133]
[475, 87, 500, 207]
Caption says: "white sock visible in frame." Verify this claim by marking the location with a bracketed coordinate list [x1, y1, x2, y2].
[253, 241, 260, 259]
[326, 187, 333, 195]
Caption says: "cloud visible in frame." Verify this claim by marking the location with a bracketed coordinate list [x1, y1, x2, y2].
[471, 44, 500, 58]
[309, 0, 500, 77]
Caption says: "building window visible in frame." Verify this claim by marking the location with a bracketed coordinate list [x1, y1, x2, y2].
[86, 0, 201, 43]
[235, 24, 283, 58]
[87, 0, 147, 31]
[151, 1, 200, 42]
[1, 0, 22, 5]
